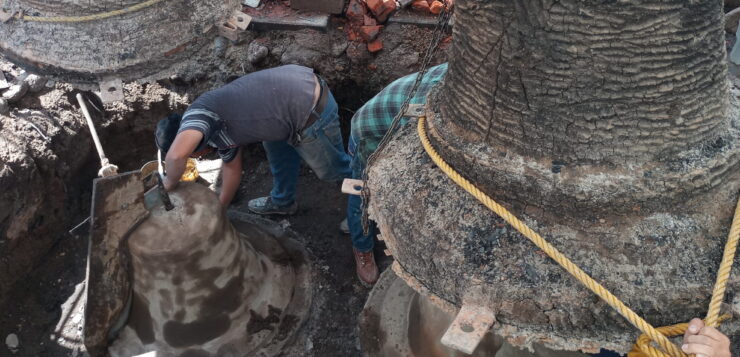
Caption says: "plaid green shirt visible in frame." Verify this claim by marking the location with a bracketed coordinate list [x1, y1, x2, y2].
[350, 63, 448, 166]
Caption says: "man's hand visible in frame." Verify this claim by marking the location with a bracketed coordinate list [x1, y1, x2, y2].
[163, 130, 203, 191]
[682, 318, 731, 357]
[219, 148, 243, 206]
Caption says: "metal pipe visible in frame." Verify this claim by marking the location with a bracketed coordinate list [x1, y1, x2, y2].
[76, 93, 107, 165]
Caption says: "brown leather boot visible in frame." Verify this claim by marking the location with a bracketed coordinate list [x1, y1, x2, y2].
[353, 248, 379, 286]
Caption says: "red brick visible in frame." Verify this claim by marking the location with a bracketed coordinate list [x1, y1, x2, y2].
[411, 0, 430, 13]
[364, 0, 385, 16]
[363, 14, 377, 26]
[346, 0, 367, 21]
[368, 63, 378, 70]
[360, 25, 383, 41]
[374, 0, 396, 22]
[367, 39, 383, 52]
[429, 0, 444, 14]
[383, 0, 397, 12]
[346, 27, 360, 41]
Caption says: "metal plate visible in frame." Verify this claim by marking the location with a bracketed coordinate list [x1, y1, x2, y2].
[84, 171, 149, 356]
[441, 304, 496, 354]
[98, 77, 125, 103]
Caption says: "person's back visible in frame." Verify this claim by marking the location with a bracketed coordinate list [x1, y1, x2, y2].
[350, 63, 448, 168]
[156, 64, 350, 210]
[186, 64, 318, 146]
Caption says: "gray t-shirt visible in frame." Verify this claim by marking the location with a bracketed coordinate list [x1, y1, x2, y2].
[179, 65, 317, 162]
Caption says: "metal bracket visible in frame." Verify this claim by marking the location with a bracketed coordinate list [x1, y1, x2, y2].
[403, 104, 425, 117]
[218, 21, 239, 41]
[232, 11, 252, 29]
[98, 77, 124, 103]
[218, 11, 252, 41]
[440, 304, 496, 354]
[341, 178, 364, 196]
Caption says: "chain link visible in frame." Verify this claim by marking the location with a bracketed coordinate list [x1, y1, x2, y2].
[360, 6, 453, 235]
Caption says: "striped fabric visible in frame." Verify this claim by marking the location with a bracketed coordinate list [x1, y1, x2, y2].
[179, 109, 239, 162]
[350, 63, 448, 166]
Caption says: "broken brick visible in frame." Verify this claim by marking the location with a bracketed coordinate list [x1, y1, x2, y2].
[364, 0, 385, 16]
[360, 25, 383, 41]
[430, 0, 444, 14]
[411, 0, 430, 13]
[365, 0, 396, 22]
[346, 0, 367, 21]
[372, 0, 396, 22]
[363, 14, 377, 26]
[346, 27, 360, 41]
[367, 39, 383, 52]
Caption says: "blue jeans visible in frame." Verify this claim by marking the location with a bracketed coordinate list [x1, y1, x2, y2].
[263, 90, 351, 206]
[346, 134, 376, 253]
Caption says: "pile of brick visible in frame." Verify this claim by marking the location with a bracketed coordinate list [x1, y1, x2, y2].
[410, 0, 452, 15]
[345, 0, 394, 53]
[345, 0, 453, 53]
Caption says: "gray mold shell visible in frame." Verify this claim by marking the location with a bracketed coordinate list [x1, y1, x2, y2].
[0, 0, 240, 82]
[367, 110, 740, 354]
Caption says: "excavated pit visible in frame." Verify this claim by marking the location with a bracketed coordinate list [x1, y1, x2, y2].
[0, 14, 447, 353]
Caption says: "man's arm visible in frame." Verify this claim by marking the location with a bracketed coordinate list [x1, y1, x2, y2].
[163, 130, 203, 191]
[219, 147, 243, 206]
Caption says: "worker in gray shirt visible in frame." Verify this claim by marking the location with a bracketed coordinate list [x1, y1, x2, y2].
[156, 65, 351, 214]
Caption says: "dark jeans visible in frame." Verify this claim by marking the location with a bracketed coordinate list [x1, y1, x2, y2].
[263, 90, 351, 206]
[346, 134, 376, 253]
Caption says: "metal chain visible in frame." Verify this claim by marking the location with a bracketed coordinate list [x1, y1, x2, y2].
[360, 6, 453, 235]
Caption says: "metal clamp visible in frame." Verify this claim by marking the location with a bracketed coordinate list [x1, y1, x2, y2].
[99, 77, 124, 103]
[403, 103, 425, 118]
[218, 10, 252, 41]
[342, 178, 365, 196]
[440, 303, 496, 354]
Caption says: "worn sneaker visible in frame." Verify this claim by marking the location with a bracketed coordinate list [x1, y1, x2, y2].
[247, 196, 298, 215]
[353, 248, 379, 286]
[340, 218, 350, 234]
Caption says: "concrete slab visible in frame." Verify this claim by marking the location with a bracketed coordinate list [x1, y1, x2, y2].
[249, 13, 330, 31]
[244, 2, 330, 31]
[387, 8, 454, 28]
[291, 0, 345, 14]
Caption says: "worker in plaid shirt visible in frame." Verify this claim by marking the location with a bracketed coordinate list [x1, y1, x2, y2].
[346, 63, 448, 285]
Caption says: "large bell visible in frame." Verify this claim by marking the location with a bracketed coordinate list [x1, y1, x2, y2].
[108, 183, 312, 357]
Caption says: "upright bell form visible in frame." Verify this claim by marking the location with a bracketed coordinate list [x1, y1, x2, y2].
[108, 183, 312, 357]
